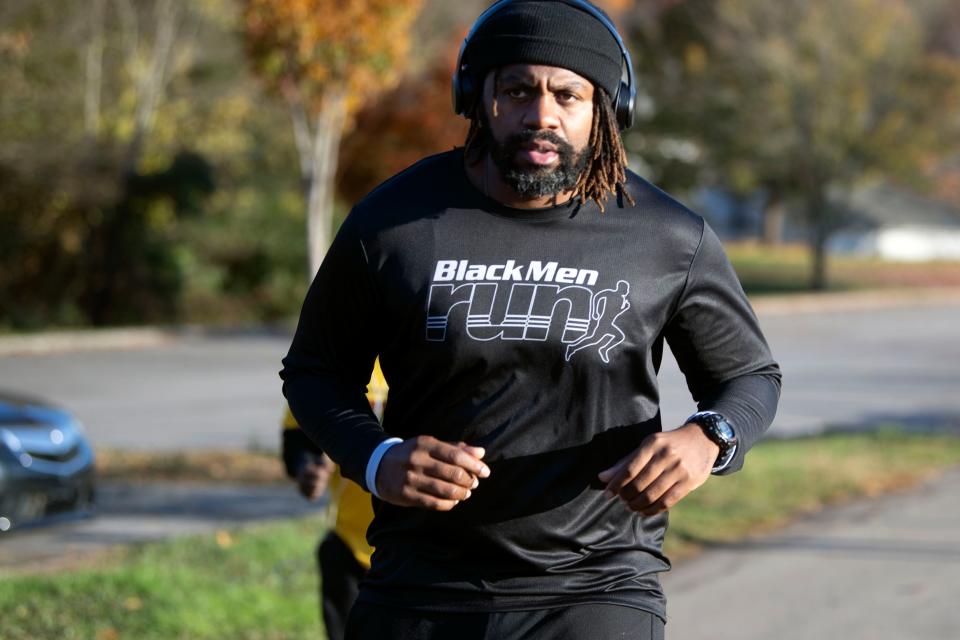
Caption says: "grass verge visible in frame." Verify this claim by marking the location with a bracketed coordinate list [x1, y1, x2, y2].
[95, 448, 287, 484]
[1, 518, 324, 640]
[665, 428, 960, 558]
[4, 430, 960, 640]
[725, 241, 960, 295]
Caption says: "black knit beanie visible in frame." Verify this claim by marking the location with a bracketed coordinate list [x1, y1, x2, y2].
[464, 1, 623, 99]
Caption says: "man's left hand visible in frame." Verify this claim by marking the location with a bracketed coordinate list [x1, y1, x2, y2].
[597, 424, 720, 516]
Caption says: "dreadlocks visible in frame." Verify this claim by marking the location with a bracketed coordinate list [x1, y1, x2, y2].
[575, 87, 635, 211]
[463, 85, 634, 212]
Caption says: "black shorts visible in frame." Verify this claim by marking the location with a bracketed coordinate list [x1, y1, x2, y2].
[346, 601, 665, 640]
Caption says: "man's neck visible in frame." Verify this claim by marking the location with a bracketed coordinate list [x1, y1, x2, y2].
[464, 153, 574, 210]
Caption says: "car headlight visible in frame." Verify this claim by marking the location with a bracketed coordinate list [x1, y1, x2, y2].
[0, 429, 21, 454]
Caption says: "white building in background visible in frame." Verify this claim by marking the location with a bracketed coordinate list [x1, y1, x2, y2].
[830, 225, 960, 261]
[828, 184, 960, 261]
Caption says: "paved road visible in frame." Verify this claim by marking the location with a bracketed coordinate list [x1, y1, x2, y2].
[0, 305, 957, 451]
[662, 468, 960, 640]
[0, 330, 289, 450]
[1, 303, 958, 632]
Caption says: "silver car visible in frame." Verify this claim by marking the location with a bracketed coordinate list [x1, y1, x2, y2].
[0, 391, 95, 531]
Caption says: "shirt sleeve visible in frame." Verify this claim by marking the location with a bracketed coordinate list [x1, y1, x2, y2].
[280, 213, 391, 489]
[663, 221, 782, 475]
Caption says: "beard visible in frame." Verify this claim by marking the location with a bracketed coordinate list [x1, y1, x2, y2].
[482, 116, 592, 200]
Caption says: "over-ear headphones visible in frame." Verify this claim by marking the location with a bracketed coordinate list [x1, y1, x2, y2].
[452, 0, 636, 130]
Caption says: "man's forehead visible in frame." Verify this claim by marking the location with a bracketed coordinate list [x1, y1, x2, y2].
[493, 64, 591, 87]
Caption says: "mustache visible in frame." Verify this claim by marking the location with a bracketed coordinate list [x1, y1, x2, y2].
[502, 130, 574, 157]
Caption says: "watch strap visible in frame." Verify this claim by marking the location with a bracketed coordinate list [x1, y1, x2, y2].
[686, 411, 738, 473]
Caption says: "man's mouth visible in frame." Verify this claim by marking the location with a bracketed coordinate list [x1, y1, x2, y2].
[518, 142, 559, 166]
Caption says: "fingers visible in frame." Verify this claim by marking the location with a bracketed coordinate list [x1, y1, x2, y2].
[609, 460, 690, 516]
[624, 465, 683, 514]
[377, 436, 491, 511]
[404, 469, 473, 502]
[420, 458, 480, 490]
[617, 453, 676, 503]
[296, 460, 331, 500]
[427, 438, 490, 478]
[634, 482, 687, 517]
[598, 446, 655, 499]
[457, 441, 486, 453]
[398, 484, 461, 511]
[319, 453, 335, 471]
[298, 479, 326, 501]
[408, 437, 489, 497]
[600, 430, 713, 516]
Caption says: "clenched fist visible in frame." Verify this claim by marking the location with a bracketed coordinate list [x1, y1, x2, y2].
[375, 435, 491, 511]
[296, 454, 335, 501]
[598, 423, 719, 516]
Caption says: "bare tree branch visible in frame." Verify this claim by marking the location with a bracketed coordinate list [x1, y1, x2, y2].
[84, 0, 106, 138]
[281, 76, 316, 188]
[135, 0, 181, 136]
[114, 0, 139, 65]
[123, 0, 182, 174]
[307, 89, 347, 275]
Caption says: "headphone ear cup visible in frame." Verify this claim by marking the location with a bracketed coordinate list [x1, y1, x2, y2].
[615, 80, 635, 130]
[453, 71, 477, 117]
[452, 72, 462, 115]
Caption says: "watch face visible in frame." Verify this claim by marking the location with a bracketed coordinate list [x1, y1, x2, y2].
[716, 420, 736, 442]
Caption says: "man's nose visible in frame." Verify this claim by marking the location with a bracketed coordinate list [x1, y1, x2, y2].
[521, 94, 561, 130]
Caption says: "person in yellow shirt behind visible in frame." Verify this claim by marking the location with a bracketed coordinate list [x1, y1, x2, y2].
[281, 360, 386, 640]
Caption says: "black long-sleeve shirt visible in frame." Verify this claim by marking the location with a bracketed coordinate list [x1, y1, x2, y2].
[281, 149, 781, 619]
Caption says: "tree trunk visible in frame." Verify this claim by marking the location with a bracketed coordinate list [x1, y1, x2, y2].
[306, 91, 348, 277]
[811, 230, 828, 291]
[807, 195, 829, 291]
[762, 198, 786, 246]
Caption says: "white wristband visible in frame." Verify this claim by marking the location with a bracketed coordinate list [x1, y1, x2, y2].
[365, 438, 403, 499]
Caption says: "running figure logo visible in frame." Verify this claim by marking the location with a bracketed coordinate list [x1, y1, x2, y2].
[425, 259, 633, 364]
[565, 280, 631, 363]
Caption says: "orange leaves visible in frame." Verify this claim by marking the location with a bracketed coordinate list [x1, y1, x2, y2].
[243, 0, 424, 116]
[336, 33, 468, 202]
[595, 0, 634, 16]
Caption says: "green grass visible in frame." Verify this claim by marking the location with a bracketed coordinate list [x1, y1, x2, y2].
[725, 242, 960, 295]
[3, 430, 960, 640]
[94, 448, 288, 484]
[1, 518, 325, 640]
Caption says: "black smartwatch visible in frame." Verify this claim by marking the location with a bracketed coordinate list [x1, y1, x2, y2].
[686, 411, 738, 473]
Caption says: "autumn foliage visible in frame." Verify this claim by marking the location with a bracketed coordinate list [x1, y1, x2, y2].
[337, 36, 469, 204]
[243, 0, 424, 274]
[243, 0, 423, 116]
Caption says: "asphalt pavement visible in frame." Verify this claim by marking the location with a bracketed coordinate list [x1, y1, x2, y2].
[662, 468, 960, 640]
[1, 298, 959, 451]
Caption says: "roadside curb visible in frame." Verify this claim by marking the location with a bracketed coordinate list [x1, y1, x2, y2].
[1, 287, 958, 356]
[0, 327, 176, 357]
[751, 286, 960, 316]
[0, 324, 295, 357]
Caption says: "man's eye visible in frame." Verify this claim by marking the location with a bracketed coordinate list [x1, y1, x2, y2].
[506, 88, 529, 99]
[556, 92, 578, 103]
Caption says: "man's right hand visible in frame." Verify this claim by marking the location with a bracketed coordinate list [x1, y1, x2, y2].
[375, 435, 490, 511]
[296, 454, 334, 501]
